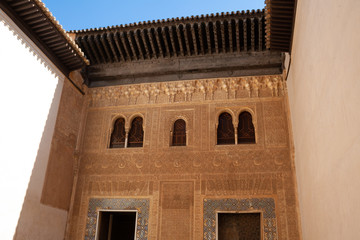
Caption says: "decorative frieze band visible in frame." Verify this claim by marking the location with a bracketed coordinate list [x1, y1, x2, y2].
[89, 75, 285, 107]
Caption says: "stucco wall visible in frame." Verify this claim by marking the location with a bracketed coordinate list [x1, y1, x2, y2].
[287, 0, 360, 239]
[0, 9, 67, 240]
[68, 75, 301, 240]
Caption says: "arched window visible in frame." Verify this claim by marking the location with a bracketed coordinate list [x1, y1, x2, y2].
[110, 118, 126, 148]
[217, 112, 235, 145]
[238, 111, 255, 143]
[128, 117, 144, 147]
[172, 119, 186, 146]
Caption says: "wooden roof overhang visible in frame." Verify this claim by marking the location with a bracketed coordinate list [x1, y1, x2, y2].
[71, 10, 284, 87]
[265, 0, 296, 52]
[0, 0, 89, 77]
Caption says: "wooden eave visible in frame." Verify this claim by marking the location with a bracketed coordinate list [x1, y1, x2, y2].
[265, 0, 296, 52]
[70, 9, 268, 65]
[0, 0, 89, 77]
[66, 9, 284, 87]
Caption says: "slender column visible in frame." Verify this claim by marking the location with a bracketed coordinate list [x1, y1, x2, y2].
[124, 129, 129, 148]
[234, 127, 238, 145]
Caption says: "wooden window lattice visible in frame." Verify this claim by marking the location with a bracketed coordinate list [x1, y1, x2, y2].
[172, 119, 186, 146]
[128, 117, 144, 147]
[110, 118, 126, 148]
[217, 112, 235, 145]
[238, 111, 255, 143]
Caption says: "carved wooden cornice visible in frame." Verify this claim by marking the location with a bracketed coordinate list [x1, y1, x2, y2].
[88, 75, 285, 107]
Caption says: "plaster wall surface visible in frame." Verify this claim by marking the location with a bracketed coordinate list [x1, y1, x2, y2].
[0, 9, 67, 240]
[287, 0, 360, 239]
[68, 75, 301, 240]
[41, 74, 85, 211]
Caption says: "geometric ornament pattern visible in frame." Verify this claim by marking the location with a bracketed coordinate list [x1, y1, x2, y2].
[85, 198, 150, 240]
[203, 198, 277, 240]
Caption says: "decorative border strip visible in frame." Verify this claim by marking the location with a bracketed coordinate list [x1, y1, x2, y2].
[85, 198, 150, 240]
[89, 75, 285, 106]
[203, 198, 277, 240]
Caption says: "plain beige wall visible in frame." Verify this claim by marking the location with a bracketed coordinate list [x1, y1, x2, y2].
[287, 0, 360, 239]
[0, 9, 68, 240]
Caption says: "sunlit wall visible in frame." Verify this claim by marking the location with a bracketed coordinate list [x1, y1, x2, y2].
[0, 9, 66, 240]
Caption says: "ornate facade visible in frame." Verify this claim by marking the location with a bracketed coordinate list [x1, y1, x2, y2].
[0, 0, 307, 240]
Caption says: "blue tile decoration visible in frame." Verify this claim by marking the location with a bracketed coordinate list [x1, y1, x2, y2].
[203, 198, 277, 240]
[85, 198, 150, 240]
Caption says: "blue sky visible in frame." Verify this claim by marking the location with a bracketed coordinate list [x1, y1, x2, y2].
[42, 0, 265, 31]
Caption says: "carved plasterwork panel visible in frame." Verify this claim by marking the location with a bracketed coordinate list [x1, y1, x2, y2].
[88, 75, 284, 108]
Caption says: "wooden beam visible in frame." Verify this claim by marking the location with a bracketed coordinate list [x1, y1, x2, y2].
[134, 30, 145, 60]
[191, 24, 198, 55]
[161, 27, 171, 57]
[205, 22, 212, 54]
[169, 26, 178, 57]
[147, 28, 158, 59]
[113, 32, 126, 61]
[106, 33, 120, 62]
[100, 34, 113, 63]
[176, 25, 185, 56]
[184, 24, 192, 56]
[140, 29, 151, 59]
[243, 19, 247, 51]
[154, 27, 164, 58]
[251, 18, 255, 51]
[94, 35, 106, 63]
[119, 32, 132, 61]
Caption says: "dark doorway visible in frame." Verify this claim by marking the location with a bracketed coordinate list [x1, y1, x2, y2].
[218, 212, 261, 240]
[97, 211, 137, 240]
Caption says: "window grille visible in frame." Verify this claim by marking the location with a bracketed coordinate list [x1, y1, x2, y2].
[238, 111, 255, 143]
[217, 112, 235, 145]
[172, 119, 186, 146]
[110, 118, 126, 148]
[128, 117, 144, 147]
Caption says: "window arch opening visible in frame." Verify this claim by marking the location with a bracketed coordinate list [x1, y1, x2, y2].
[110, 118, 126, 148]
[238, 111, 255, 143]
[172, 119, 186, 146]
[127, 117, 144, 147]
[217, 112, 235, 145]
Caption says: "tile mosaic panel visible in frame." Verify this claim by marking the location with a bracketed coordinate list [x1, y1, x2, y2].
[85, 198, 150, 240]
[203, 198, 277, 240]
